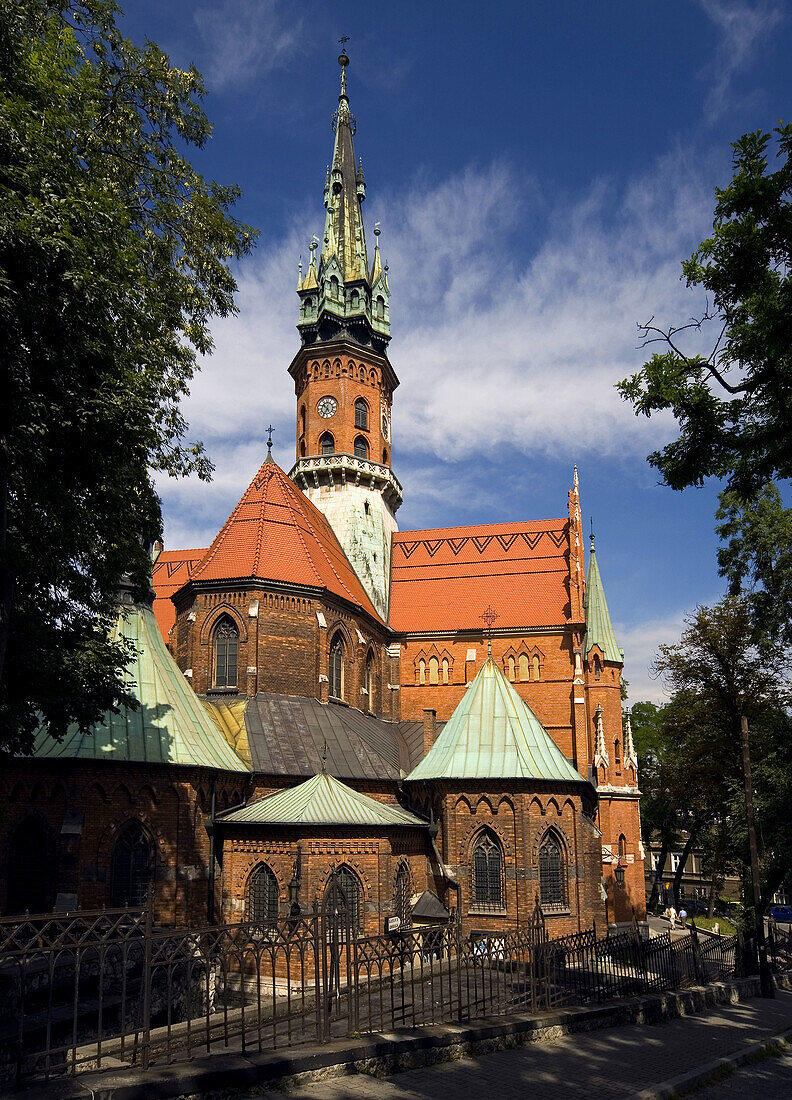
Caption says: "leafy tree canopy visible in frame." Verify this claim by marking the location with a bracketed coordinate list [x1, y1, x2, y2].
[717, 482, 792, 646]
[0, 0, 256, 751]
[618, 124, 792, 498]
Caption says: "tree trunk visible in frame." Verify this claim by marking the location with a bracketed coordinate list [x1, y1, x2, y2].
[740, 713, 774, 997]
[673, 831, 697, 905]
[648, 839, 669, 911]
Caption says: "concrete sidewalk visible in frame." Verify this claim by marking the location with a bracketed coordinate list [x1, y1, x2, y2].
[239, 989, 792, 1100]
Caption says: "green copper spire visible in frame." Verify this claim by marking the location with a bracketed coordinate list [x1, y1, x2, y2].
[584, 533, 623, 663]
[296, 50, 390, 351]
[406, 658, 587, 784]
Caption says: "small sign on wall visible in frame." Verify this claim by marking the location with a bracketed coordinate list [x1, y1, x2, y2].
[626, 854, 635, 864]
[385, 915, 401, 933]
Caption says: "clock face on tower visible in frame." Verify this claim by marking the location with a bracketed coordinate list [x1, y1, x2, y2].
[317, 396, 337, 418]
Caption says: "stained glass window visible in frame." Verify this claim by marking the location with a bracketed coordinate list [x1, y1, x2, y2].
[248, 864, 279, 926]
[110, 821, 153, 908]
[472, 832, 503, 908]
[539, 832, 567, 911]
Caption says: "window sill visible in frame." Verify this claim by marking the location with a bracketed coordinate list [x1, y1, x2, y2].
[207, 686, 240, 696]
[468, 905, 507, 916]
[328, 696, 350, 707]
[541, 907, 571, 917]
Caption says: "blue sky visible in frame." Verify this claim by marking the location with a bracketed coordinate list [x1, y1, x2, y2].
[119, 1, 792, 701]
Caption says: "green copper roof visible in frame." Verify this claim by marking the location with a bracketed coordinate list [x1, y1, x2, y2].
[406, 658, 586, 784]
[218, 772, 426, 827]
[33, 602, 249, 772]
[584, 536, 623, 663]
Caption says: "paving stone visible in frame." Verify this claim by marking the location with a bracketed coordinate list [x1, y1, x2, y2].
[237, 990, 792, 1100]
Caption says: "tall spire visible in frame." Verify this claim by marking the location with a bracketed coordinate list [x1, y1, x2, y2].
[584, 533, 623, 663]
[296, 49, 391, 351]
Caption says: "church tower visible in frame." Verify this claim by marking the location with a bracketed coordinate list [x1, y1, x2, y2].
[288, 50, 401, 622]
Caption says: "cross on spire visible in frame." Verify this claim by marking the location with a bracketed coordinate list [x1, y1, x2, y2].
[480, 605, 499, 656]
[338, 34, 350, 48]
[266, 425, 274, 448]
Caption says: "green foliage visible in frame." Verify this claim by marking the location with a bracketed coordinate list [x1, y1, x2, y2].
[644, 597, 792, 910]
[0, 0, 256, 751]
[618, 123, 792, 498]
[717, 482, 792, 646]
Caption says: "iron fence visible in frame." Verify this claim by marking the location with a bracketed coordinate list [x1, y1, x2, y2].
[0, 904, 758, 1089]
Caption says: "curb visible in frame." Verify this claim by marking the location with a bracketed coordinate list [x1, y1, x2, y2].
[12, 977, 774, 1100]
[632, 1027, 792, 1099]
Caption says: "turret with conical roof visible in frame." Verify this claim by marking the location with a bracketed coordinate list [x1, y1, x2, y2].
[584, 533, 623, 664]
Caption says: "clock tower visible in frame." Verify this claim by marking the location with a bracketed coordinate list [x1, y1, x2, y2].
[288, 50, 401, 621]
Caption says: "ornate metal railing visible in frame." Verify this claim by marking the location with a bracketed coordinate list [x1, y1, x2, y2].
[0, 903, 757, 1088]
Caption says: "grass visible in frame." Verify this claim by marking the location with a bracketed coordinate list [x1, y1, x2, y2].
[689, 915, 737, 935]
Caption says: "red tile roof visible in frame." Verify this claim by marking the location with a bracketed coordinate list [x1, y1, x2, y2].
[183, 458, 382, 622]
[152, 549, 207, 639]
[389, 519, 572, 633]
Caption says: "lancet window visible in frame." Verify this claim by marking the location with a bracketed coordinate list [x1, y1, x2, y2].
[324, 865, 361, 938]
[213, 615, 239, 689]
[354, 398, 368, 429]
[247, 864, 279, 926]
[329, 633, 345, 700]
[539, 831, 568, 911]
[110, 820, 153, 909]
[321, 432, 335, 456]
[394, 862, 411, 927]
[354, 436, 369, 459]
[472, 830, 504, 910]
[5, 817, 57, 915]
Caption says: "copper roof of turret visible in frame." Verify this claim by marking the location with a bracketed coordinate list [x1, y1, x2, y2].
[584, 533, 623, 662]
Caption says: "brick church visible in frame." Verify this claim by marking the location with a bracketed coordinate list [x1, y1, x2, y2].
[1, 52, 645, 937]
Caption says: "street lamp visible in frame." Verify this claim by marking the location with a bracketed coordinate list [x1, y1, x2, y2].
[615, 864, 626, 887]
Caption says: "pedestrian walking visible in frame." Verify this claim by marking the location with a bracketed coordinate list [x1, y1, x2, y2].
[669, 906, 677, 930]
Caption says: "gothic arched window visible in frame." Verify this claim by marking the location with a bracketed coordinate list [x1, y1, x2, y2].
[518, 654, 530, 681]
[247, 864, 279, 926]
[354, 398, 368, 429]
[5, 817, 57, 915]
[442, 657, 450, 685]
[507, 655, 516, 681]
[539, 831, 568, 912]
[299, 405, 306, 437]
[618, 834, 627, 861]
[418, 658, 426, 685]
[375, 295, 385, 319]
[532, 654, 541, 681]
[330, 275, 339, 298]
[472, 831, 504, 909]
[110, 820, 153, 909]
[614, 738, 622, 768]
[394, 862, 411, 927]
[428, 656, 439, 685]
[350, 288, 360, 310]
[365, 653, 375, 711]
[324, 864, 361, 938]
[329, 633, 345, 700]
[354, 435, 369, 459]
[594, 655, 602, 681]
[321, 432, 334, 456]
[213, 615, 238, 689]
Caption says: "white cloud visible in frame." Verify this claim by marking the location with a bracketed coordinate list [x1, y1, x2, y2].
[618, 612, 690, 704]
[159, 147, 718, 549]
[699, 0, 784, 119]
[192, 0, 301, 89]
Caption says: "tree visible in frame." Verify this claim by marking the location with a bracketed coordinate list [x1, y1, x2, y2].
[618, 124, 792, 499]
[654, 596, 789, 996]
[716, 482, 792, 647]
[0, 1, 256, 751]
